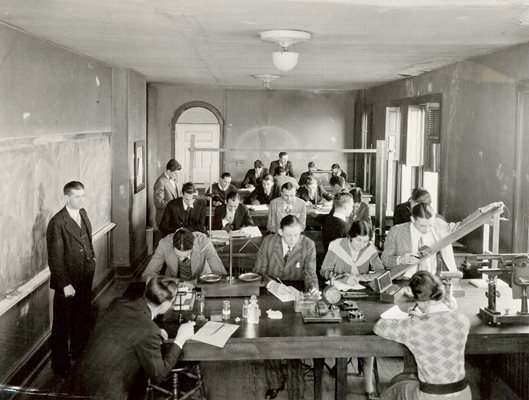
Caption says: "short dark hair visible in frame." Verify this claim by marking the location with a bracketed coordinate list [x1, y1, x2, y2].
[333, 192, 353, 209]
[254, 159, 264, 168]
[308, 161, 316, 168]
[278, 151, 288, 158]
[348, 220, 372, 239]
[350, 187, 363, 203]
[305, 175, 316, 185]
[329, 175, 345, 188]
[263, 174, 273, 182]
[144, 276, 178, 306]
[172, 228, 195, 251]
[331, 163, 340, 169]
[412, 203, 435, 219]
[280, 215, 300, 230]
[281, 182, 296, 192]
[410, 187, 431, 204]
[182, 182, 195, 195]
[64, 181, 84, 195]
[409, 271, 444, 301]
[166, 159, 182, 171]
[226, 191, 240, 202]
[275, 166, 285, 175]
[221, 172, 231, 179]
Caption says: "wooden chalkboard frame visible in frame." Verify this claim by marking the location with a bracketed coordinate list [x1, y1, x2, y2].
[134, 139, 146, 193]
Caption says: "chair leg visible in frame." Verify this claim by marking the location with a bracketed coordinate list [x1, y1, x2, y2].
[173, 370, 179, 400]
[196, 364, 207, 399]
[145, 379, 153, 400]
[373, 357, 380, 395]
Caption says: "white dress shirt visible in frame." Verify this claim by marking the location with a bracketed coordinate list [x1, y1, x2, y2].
[402, 223, 436, 277]
[66, 205, 81, 227]
[183, 201, 194, 211]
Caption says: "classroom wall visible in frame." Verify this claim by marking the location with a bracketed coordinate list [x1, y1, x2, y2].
[361, 42, 529, 254]
[147, 86, 355, 228]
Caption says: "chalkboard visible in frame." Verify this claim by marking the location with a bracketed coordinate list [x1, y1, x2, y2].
[0, 133, 111, 295]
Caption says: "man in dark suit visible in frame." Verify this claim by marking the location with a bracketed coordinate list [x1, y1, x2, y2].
[159, 182, 207, 236]
[322, 192, 354, 251]
[206, 172, 238, 206]
[269, 151, 295, 177]
[246, 174, 276, 205]
[46, 181, 96, 377]
[63, 277, 196, 400]
[253, 215, 319, 400]
[241, 159, 268, 189]
[273, 166, 298, 198]
[296, 175, 333, 205]
[298, 161, 317, 186]
[329, 175, 349, 195]
[153, 159, 181, 227]
[393, 187, 431, 226]
[213, 192, 254, 231]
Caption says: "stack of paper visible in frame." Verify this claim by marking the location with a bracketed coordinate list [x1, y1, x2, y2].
[240, 226, 262, 238]
[248, 205, 269, 212]
[192, 321, 239, 348]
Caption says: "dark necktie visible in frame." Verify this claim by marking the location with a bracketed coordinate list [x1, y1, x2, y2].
[284, 246, 292, 263]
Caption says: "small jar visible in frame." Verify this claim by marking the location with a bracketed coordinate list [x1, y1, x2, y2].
[242, 298, 249, 318]
[222, 299, 231, 320]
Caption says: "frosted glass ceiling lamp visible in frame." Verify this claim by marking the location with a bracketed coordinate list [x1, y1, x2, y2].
[260, 30, 311, 72]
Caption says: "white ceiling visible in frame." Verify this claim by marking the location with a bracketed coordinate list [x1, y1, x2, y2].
[2, 0, 529, 90]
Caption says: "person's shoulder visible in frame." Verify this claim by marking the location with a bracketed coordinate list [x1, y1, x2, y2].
[167, 197, 182, 207]
[294, 197, 306, 206]
[193, 231, 210, 242]
[269, 197, 281, 206]
[299, 235, 315, 247]
[154, 173, 166, 184]
[262, 233, 279, 246]
[49, 207, 67, 224]
[159, 233, 175, 246]
[388, 222, 410, 234]
[394, 201, 409, 212]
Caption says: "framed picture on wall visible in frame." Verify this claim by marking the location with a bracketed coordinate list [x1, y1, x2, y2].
[134, 140, 146, 193]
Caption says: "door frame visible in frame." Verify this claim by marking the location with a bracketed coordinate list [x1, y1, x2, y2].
[171, 101, 225, 178]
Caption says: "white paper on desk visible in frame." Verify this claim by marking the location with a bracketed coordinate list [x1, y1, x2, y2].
[192, 321, 239, 348]
[248, 204, 269, 212]
[312, 206, 332, 214]
[266, 281, 300, 302]
[469, 278, 508, 288]
[210, 230, 248, 240]
[380, 305, 409, 320]
[241, 226, 262, 238]
[328, 280, 365, 291]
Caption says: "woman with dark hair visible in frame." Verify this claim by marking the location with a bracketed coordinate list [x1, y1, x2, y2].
[374, 271, 471, 400]
[331, 163, 348, 181]
[320, 220, 383, 398]
[349, 187, 372, 226]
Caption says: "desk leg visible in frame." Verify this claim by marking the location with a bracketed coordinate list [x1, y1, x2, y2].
[313, 358, 323, 400]
[335, 358, 347, 400]
[480, 355, 493, 400]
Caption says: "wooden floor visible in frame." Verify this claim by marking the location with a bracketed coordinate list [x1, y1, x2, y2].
[22, 278, 522, 400]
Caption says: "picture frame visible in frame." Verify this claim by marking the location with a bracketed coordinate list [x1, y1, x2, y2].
[134, 140, 146, 193]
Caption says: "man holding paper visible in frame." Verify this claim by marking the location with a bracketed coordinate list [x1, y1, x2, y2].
[252, 215, 319, 400]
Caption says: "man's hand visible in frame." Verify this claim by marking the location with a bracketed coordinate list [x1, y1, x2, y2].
[178, 280, 195, 290]
[223, 223, 234, 233]
[174, 321, 196, 348]
[160, 329, 169, 341]
[63, 284, 76, 297]
[305, 201, 313, 206]
[213, 201, 222, 207]
[309, 287, 321, 299]
[246, 184, 255, 190]
[399, 253, 420, 265]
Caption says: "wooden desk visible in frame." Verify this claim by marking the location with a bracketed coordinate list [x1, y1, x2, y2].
[157, 281, 529, 400]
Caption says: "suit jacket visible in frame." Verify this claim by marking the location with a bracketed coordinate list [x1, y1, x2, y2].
[159, 198, 207, 236]
[331, 170, 348, 182]
[322, 215, 349, 252]
[153, 173, 179, 226]
[273, 175, 298, 197]
[298, 171, 312, 187]
[267, 197, 307, 233]
[213, 203, 254, 230]
[46, 207, 95, 290]
[296, 185, 333, 205]
[269, 160, 295, 177]
[206, 183, 238, 205]
[393, 201, 411, 225]
[381, 219, 459, 274]
[241, 168, 269, 188]
[142, 232, 227, 281]
[246, 184, 276, 205]
[64, 297, 182, 400]
[252, 234, 318, 291]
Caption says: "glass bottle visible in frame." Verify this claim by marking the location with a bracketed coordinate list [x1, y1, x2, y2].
[222, 299, 231, 320]
[242, 298, 249, 318]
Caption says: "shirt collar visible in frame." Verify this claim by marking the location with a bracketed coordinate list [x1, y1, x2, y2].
[66, 205, 80, 218]
[281, 238, 294, 255]
[183, 201, 194, 210]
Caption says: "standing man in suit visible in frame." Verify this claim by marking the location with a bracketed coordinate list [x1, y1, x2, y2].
[63, 277, 196, 400]
[159, 182, 207, 236]
[253, 215, 319, 400]
[207, 172, 238, 206]
[273, 166, 298, 198]
[153, 159, 182, 227]
[241, 159, 268, 189]
[246, 174, 276, 205]
[298, 161, 317, 186]
[393, 187, 431, 226]
[296, 175, 333, 206]
[213, 192, 254, 231]
[267, 182, 306, 234]
[269, 151, 295, 177]
[46, 181, 96, 377]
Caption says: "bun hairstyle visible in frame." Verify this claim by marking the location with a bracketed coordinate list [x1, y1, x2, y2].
[409, 271, 444, 301]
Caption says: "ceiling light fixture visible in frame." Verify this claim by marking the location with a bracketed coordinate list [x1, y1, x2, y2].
[260, 30, 312, 72]
[253, 74, 280, 89]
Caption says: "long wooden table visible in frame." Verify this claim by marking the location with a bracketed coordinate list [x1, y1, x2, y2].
[156, 281, 529, 400]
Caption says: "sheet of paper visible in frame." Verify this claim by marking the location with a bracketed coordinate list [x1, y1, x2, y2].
[241, 226, 262, 238]
[267, 281, 299, 302]
[248, 204, 269, 212]
[469, 278, 508, 288]
[328, 280, 365, 291]
[210, 230, 248, 239]
[380, 305, 409, 320]
[192, 321, 239, 348]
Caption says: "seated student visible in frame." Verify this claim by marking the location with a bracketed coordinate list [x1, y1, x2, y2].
[320, 220, 383, 399]
[63, 276, 196, 400]
[267, 182, 306, 234]
[322, 192, 354, 251]
[393, 187, 431, 226]
[374, 271, 471, 400]
[329, 175, 349, 195]
[331, 163, 348, 182]
[241, 159, 268, 189]
[269, 151, 295, 177]
[349, 187, 372, 226]
[142, 228, 227, 282]
[273, 166, 298, 198]
[159, 182, 207, 236]
[213, 192, 254, 231]
[296, 175, 333, 206]
[253, 215, 319, 400]
[246, 173, 276, 205]
[298, 161, 317, 186]
[206, 172, 238, 206]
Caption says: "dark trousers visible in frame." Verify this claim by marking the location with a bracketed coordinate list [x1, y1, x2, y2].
[264, 359, 304, 400]
[51, 271, 94, 374]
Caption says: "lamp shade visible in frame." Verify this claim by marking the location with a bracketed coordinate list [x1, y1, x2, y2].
[272, 51, 299, 71]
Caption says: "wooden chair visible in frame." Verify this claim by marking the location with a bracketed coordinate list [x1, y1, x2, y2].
[145, 363, 207, 400]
